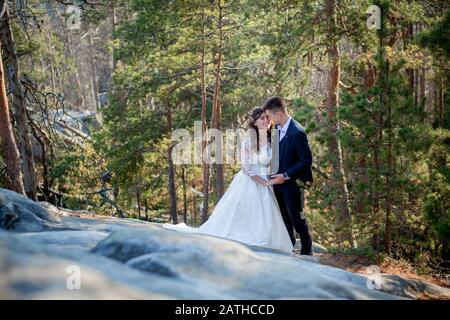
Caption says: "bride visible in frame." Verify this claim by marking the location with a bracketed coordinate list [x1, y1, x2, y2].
[164, 107, 294, 253]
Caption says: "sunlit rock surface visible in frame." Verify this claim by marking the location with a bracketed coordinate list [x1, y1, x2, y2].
[0, 188, 448, 300]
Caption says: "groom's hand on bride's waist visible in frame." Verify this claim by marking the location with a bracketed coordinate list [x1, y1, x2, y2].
[269, 174, 286, 185]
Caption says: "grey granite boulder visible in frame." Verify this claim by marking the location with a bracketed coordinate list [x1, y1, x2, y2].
[0, 188, 448, 300]
[92, 227, 399, 299]
[0, 189, 63, 232]
[0, 235, 161, 299]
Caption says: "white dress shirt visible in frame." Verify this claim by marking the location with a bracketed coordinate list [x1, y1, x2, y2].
[279, 116, 292, 141]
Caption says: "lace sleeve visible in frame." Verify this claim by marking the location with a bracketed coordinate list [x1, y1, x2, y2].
[241, 138, 256, 177]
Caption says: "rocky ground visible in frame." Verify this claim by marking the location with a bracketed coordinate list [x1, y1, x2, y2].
[0, 188, 449, 300]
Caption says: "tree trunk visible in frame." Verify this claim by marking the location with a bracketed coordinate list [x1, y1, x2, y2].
[372, 135, 382, 258]
[385, 67, 393, 255]
[211, 0, 224, 199]
[1, 4, 37, 200]
[144, 198, 148, 221]
[414, 70, 419, 107]
[406, 23, 414, 94]
[193, 194, 197, 226]
[378, 4, 392, 254]
[110, 2, 118, 72]
[136, 185, 141, 219]
[355, 62, 376, 215]
[427, 80, 435, 124]
[46, 26, 57, 94]
[438, 78, 444, 127]
[57, 9, 85, 109]
[0, 38, 25, 195]
[87, 24, 100, 111]
[29, 120, 50, 200]
[181, 166, 187, 223]
[355, 154, 368, 215]
[200, 7, 210, 224]
[325, 0, 356, 248]
[420, 67, 426, 118]
[167, 104, 178, 224]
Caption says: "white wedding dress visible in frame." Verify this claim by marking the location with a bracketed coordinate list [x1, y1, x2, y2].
[163, 138, 294, 253]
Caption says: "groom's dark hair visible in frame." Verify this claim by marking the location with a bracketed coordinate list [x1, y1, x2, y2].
[262, 96, 287, 114]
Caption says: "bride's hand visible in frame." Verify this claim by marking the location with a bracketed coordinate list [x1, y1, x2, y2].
[264, 180, 273, 186]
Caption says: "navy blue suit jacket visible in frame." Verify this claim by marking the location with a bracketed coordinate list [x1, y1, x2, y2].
[277, 118, 313, 185]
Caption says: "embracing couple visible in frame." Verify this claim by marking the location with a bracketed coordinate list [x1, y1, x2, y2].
[165, 96, 313, 255]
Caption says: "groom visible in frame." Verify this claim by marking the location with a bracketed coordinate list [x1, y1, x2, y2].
[263, 96, 313, 255]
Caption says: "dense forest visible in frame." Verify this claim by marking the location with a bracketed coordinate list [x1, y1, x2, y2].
[0, 0, 448, 279]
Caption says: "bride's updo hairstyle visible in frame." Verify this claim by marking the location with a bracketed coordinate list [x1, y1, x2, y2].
[247, 107, 272, 153]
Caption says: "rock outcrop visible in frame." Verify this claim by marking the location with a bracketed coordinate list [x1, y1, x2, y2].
[0, 188, 448, 300]
[0, 189, 63, 232]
